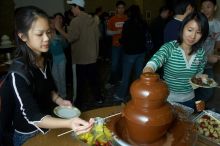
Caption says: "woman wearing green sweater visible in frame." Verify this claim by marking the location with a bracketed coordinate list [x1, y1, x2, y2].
[143, 12, 209, 109]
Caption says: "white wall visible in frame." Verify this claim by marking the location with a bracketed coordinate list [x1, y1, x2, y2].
[13, 0, 65, 16]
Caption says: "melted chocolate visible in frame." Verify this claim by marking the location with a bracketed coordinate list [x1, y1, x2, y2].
[106, 109, 197, 146]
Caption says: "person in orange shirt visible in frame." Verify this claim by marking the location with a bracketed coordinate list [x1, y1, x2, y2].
[106, 1, 127, 92]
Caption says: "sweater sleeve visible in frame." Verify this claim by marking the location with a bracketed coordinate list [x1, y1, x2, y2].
[145, 42, 174, 71]
[10, 73, 49, 133]
[197, 48, 207, 74]
[67, 19, 80, 43]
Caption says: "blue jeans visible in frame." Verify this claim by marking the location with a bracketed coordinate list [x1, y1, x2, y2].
[195, 68, 214, 102]
[116, 53, 145, 101]
[52, 59, 67, 98]
[13, 130, 39, 146]
[109, 46, 123, 84]
[177, 98, 196, 110]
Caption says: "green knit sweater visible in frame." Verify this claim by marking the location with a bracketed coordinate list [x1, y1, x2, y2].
[146, 41, 206, 93]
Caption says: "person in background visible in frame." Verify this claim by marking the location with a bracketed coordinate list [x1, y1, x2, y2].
[64, 9, 74, 27]
[164, 0, 195, 43]
[94, 6, 102, 26]
[150, 6, 172, 78]
[150, 6, 172, 55]
[63, 9, 75, 101]
[0, 6, 93, 146]
[99, 12, 112, 62]
[195, 0, 220, 102]
[114, 5, 148, 102]
[143, 12, 209, 110]
[49, 13, 68, 98]
[93, 7, 106, 61]
[106, 0, 127, 89]
[55, 0, 104, 109]
[115, 5, 148, 102]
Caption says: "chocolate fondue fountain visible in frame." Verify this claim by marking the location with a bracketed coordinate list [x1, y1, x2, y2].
[107, 73, 197, 146]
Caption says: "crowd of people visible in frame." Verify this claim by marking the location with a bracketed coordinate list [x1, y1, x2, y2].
[0, 0, 220, 145]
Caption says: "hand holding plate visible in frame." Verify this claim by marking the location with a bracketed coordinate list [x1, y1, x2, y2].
[59, 99, 72, 107]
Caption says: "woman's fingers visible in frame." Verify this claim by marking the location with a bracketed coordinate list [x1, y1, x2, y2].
[63, 100, 72, 106]
[59, 99, 72, 107]
[75, 126, 93, 135]
[71, 117, 94, 131]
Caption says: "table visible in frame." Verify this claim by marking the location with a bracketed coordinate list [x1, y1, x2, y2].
[23, 106, 209, 146]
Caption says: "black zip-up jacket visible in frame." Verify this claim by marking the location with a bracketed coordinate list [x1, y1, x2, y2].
[0, 58, 57, 135]
[120, 18, 148, 55]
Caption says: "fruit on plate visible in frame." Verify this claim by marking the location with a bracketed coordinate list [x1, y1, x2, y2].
[196, 114, 220, 143]
[78, 119, 113, 146]
[191, 76, 216, 87]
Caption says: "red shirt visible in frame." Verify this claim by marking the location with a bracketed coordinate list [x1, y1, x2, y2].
[107, 15, 127, 47]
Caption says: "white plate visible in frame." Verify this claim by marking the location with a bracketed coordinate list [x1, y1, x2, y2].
[190, 78, 218, 89]
[53, 106, 81, 119]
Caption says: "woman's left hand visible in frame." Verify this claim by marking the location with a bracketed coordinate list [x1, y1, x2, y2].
[208, 55, 220, 63]
[56, 97, 72, 107]
[60, 99, 72, 107]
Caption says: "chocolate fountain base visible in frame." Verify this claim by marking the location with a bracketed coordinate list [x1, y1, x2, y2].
[106, 108, 197, 146]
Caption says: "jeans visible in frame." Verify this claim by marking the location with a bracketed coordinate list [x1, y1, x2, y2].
[177, 98, 196, 110]
[72, 64, 77, 102]
[109, 46, 123, 84]
[195, 68, 214, 102]
[13, 130, 39, 146]
[52, 59, 67, 98]
[116, 53, 145, 101]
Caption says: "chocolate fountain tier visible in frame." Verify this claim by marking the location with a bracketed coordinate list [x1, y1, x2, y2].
[123, 72, 174, 143]
[123, 101, 174, 143]
[130, 73, 169, 109]
[106, 105, 197, 146]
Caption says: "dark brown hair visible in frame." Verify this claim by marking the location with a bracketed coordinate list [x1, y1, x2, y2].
[14, 6, 50, 67]
[177, 11, 209, 55]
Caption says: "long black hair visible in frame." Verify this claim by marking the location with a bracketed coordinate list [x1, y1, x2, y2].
[177, 11, 209, 55]
[173, 0, 195, 15]
[201, 0, 216, 5]
[126, 5, 147, 28]
[127, 5, 142, 21]
[14, 6, 50, 67]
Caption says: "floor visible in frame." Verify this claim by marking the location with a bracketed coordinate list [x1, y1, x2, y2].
[66, 59, 123, 112]
[66, 58, 220, 113]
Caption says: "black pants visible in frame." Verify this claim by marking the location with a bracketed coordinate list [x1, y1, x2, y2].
[74, 63, 102, 108]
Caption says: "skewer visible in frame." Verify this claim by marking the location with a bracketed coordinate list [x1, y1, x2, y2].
[57, 129, 74, 137]
[104, 112, 121, 120]
[57, 112, 121, 137]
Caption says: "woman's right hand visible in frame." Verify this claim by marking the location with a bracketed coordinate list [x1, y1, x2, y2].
[70, 118, 94, 135]
[195, 100, 205, 112]
[207, 55, 220, 63]
[143, 66, 154, 73]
